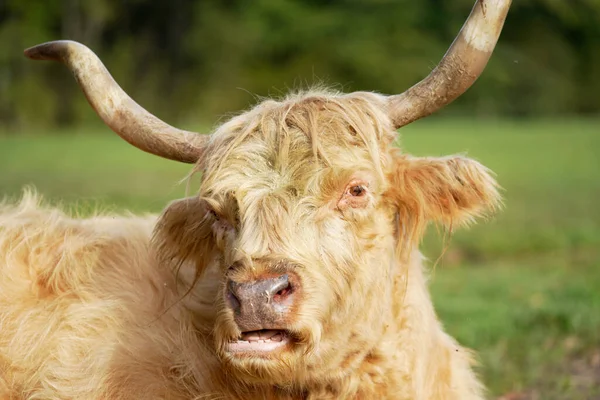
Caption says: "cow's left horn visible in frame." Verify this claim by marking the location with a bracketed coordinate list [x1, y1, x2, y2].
[387, 0, 512, 129]
[25, 40, 207, 164]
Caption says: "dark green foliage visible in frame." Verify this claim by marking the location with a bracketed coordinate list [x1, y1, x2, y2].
[0, 0, 599, 130]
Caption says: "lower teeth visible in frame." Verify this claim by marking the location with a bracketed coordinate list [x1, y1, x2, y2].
[234, 332, 285, 344]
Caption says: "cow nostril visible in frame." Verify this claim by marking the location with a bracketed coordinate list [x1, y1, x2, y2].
[226, 281, 241, 312]
[228, 291, 241, 311]
[273, 281, 293, 301]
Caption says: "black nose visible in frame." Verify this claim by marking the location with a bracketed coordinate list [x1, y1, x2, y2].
[226, 274, 295, 331]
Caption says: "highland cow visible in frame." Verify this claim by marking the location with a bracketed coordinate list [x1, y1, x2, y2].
[0, 1, 511, 399]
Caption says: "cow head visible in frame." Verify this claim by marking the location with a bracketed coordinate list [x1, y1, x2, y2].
[25, 0, 510, 388]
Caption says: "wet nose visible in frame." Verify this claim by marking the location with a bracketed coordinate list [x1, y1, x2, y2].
[226, 274, 295, 330]
[227, 274, 292, 311]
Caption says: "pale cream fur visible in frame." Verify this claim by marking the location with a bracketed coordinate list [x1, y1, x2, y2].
[0, 89, 500, 399]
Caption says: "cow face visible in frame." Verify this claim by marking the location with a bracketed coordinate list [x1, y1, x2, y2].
[154, 90, 500, 386]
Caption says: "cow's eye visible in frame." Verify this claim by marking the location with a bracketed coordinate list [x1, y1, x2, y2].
[337, 178, 371, 211]
[349, 185, 366, 197]
[227, 262, 241, 274]
[209, 209, 220, 220]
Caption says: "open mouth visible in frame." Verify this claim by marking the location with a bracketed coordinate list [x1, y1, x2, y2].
[228, 329, 291, 353]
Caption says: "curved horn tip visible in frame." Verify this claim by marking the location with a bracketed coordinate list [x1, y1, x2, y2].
[462, 0, 512, 52]
[23, 40, 83, 61]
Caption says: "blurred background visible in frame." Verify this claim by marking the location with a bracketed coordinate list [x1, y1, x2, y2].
[0, 1, 598, 399]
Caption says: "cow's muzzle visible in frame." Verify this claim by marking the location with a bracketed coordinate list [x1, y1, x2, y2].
[225, 273, 297, 353]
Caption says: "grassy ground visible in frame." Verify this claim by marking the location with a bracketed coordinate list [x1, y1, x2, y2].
[1, 119, 599, 398]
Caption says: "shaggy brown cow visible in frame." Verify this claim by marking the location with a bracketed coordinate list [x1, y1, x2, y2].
[0, 1, 510, 399]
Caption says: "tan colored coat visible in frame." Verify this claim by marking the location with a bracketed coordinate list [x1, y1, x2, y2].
[1, 91, 499, 399]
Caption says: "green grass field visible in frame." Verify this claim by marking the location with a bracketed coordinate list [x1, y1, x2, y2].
[1, 119, 599, 399]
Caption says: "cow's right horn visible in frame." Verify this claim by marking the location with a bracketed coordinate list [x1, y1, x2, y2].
[25, 40, 207, 164]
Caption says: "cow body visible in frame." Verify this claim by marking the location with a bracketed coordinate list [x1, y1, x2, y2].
[5, 2, 512, 394]
[0, 191, 484, 400]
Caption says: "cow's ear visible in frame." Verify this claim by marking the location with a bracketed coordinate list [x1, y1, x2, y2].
[387, 154, 501, 237]
[153, 196, 217, 276]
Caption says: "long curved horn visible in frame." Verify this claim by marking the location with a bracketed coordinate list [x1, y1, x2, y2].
[24, 40, 207, 164]
[388, 0, 512, 129]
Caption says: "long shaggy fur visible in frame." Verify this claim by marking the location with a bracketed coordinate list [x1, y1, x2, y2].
[0, 90, 501, 399]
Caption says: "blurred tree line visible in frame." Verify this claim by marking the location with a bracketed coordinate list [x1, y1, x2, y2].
[0, 0, 598, 130]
